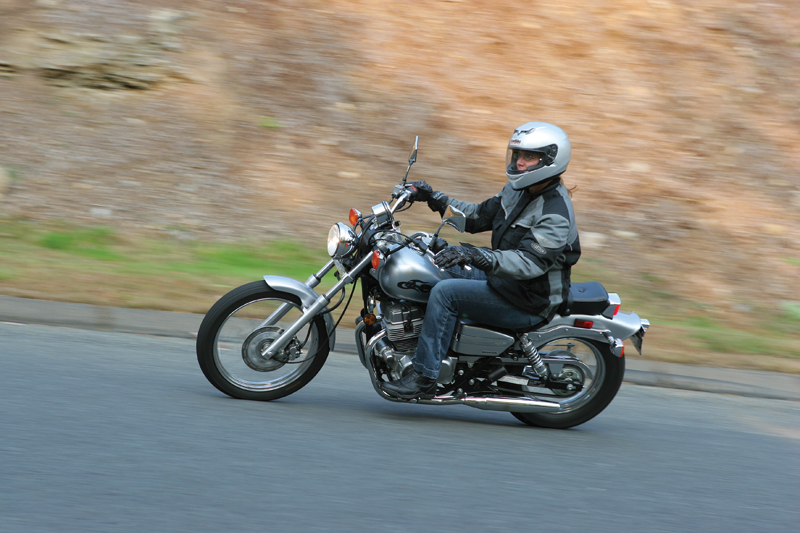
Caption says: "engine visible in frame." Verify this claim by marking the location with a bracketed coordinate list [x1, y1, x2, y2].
[382, 301, 424, 353]
[371, 301, 455, 384]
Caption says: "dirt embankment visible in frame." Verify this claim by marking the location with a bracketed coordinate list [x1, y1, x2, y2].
[1, 0, 799, 324]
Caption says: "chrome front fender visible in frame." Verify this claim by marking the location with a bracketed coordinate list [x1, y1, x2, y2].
[262, 275, 336, 350]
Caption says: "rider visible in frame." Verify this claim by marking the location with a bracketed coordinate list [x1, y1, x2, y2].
[381, 122, 581, 400]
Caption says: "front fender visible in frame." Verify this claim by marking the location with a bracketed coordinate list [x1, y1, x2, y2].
[263, 275, 336, 351]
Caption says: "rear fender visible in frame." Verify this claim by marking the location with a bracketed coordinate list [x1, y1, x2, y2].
[263, 275, 336, 350]
[547, 310, 644, 341]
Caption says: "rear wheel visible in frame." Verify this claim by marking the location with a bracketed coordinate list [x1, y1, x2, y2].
[196, 281, 330, 401]
[511, 337, 624, 429]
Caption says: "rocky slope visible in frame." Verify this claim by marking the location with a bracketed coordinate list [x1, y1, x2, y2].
[1, 0, 799, 327]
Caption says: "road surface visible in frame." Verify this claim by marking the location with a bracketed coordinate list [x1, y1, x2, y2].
[1, 323, 798, 532]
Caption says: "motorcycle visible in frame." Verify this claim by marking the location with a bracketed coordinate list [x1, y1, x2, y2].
[196, 138, 650, 429]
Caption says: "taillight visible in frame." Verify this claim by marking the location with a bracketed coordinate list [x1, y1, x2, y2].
[349, 208, 361, 227]
[574, 319, 594, 328]
[372, 250, 384, 269]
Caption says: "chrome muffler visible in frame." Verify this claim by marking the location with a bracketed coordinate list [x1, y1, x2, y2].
[418, 394, 562, 413]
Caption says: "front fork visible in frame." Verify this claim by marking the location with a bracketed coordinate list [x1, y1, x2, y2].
[261, 254, 373, 359]
[258, 260, 335, 329]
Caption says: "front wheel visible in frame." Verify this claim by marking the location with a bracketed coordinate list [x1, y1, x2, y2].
[196, 281, 330, 401]
[511, 337, 624, 429]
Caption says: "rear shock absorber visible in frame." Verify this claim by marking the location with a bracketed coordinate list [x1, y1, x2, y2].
[519, 333, 549, 379]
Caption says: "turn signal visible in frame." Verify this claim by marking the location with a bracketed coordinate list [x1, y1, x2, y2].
[363, 314, 378, 326]
[574, 319, 594, 328]
[349, 208, 362, 227]
[372, 250, 384, 270]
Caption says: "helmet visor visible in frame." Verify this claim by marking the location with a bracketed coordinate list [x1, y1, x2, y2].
[506, 149, 546, 174]
[506, 144, 559, 174]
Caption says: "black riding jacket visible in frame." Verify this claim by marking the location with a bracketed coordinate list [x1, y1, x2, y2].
[446, 179, 581, 317]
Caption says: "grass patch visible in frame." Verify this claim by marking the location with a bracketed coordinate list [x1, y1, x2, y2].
[778, 301, 800, 326]
[0, 219, 333, 312]
[681, 316, 798, 358]
[256, 116, 282, 129]
[0, 219, 798, 370]
[38, 226, 123, 261]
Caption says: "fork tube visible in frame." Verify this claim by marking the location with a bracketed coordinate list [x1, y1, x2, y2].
[258, 261, 335, 329]
[305, 260, 335, 289]
[262, 255, 371, 358]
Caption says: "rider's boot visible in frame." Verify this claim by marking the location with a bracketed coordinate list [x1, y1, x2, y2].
[381, 369, 437, 400]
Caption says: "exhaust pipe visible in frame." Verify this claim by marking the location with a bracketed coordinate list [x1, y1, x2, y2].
[362, 336, 562, 414]
[419, 394, 562, 413]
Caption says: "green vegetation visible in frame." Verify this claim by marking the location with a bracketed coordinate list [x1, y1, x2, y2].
[0, 219, 332, 313]
[256, 116, 282, 129]
[38, 227, 122, 261]
[1, 164, 24, 182]
[779, 301, 800, 322]
[0, 219, 798, 370]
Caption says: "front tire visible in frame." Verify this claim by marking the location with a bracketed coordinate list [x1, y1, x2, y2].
[511, 338, 624, 429]
[196, 281, 330, 401]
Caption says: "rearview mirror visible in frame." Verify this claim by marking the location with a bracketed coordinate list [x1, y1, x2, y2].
[408, 136, 418, 166]
[441, 205, 466, 233]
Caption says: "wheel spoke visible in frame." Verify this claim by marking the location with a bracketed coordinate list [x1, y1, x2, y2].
[535, 338, 605, 412]
[213, 297, 319, 392]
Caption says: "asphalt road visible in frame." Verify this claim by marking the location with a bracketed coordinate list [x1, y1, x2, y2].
[1, 323, 798, 533]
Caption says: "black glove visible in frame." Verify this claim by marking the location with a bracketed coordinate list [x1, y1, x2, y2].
[434, 246, 494, 271]
[409, 181, 450, 215]
[408, 181, 434, 202]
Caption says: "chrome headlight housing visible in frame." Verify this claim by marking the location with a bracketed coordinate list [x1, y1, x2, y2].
[327, 222, 357, 259]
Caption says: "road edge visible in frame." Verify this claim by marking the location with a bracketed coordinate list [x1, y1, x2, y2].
[2, 294, 797, 401]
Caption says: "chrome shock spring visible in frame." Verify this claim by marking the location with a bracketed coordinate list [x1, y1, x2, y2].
[520, 333, 549, 379]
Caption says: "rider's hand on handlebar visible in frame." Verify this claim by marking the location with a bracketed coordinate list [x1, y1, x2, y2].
[408, 181, 450, 215]
[408, 181, 434, 202]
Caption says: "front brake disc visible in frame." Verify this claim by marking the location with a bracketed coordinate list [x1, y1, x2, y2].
[241, 326, 290, 372]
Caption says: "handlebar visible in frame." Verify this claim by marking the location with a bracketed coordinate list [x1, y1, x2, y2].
[389, 189, 412, 214]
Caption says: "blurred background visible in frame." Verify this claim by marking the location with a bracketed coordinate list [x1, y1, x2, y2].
[0, 0, 798, 371]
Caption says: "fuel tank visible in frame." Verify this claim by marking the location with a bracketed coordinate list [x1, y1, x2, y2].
[377, 246, 449, 303]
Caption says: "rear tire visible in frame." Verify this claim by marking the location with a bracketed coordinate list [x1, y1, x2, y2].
[512, 338, 624, 429]
[196, 281, 330, 401]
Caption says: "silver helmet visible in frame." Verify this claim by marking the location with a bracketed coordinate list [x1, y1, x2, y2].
[505, 122, 571, 190]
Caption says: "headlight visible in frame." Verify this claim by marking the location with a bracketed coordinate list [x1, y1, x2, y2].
[327, 222, 357, 259]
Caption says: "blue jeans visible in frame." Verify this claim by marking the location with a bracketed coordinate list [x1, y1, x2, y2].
[413, 267, 545, 379]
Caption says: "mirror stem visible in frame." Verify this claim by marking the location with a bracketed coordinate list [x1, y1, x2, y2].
[401, 162, 412, 187]
[401, 135, 419, 187]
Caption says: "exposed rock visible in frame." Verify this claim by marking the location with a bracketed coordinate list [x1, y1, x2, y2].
[581, 232, 608, 249]
[761, 224, 789, 236]
[33, 32, 176, 90]
[0, 9, 193, 90]
[626, 162, 652, 173]
[0, 0, 798, 315]
[611, 230, 640, 240]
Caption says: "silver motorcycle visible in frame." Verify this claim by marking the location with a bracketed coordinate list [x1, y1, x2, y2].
[196, 138, 650, 429]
